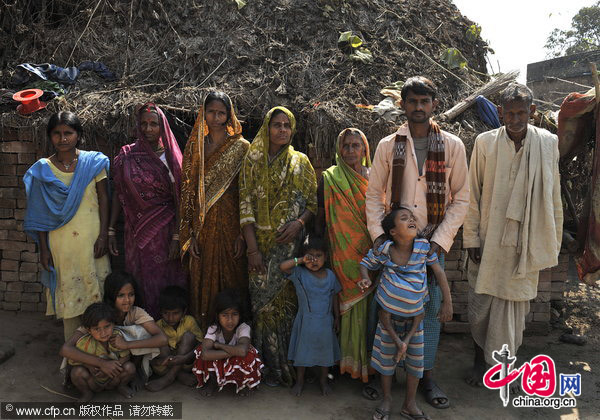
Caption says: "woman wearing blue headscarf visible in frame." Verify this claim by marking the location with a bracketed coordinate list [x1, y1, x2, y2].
[24, 111, 111, 341]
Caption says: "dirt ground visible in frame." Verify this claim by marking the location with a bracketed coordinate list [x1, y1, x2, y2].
[1, 260, 598, 420]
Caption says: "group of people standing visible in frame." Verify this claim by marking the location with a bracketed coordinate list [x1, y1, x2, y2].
[23, 75, 563, 420]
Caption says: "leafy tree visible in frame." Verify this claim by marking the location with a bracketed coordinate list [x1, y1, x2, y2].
[545, 1, 600, 57]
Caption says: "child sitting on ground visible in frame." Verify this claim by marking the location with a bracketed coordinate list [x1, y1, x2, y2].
[359, 207, 451, 420]
[280, 235, 341, 397]
[63, 302, 136, 402]
[193, 289, 263, 396]
[146, 286, 203, 391]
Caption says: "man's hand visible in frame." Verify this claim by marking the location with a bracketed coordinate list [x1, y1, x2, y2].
[428, 241, 441, 257]
[467, 247, 481, 264]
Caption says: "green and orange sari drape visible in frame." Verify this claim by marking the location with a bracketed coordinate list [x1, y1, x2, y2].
[322, 128, 373, 382]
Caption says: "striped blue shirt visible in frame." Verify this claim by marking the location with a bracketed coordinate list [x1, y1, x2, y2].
[361, 238, 437, 317]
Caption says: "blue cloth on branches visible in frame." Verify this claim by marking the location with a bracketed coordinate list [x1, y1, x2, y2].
[12, 62, 118, 89]
[475, 95, 501, 128]
[23, 151, 110, 308]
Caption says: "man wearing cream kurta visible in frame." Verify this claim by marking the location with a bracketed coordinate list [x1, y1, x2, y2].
[463, 83, 563, 388]
[366, 77, 469, 414]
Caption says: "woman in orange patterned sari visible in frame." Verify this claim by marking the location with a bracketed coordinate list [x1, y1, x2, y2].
[180, 92, 250, 330]
[316, 128, 373, 385]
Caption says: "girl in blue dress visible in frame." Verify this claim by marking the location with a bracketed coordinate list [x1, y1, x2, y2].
[279, 235, 341, 396]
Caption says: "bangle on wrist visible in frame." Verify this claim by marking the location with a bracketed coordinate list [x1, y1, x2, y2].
[247, 249, 259, 257]
[107, 230, 116, 237]
[172, 234, 180, 240]
[294, 257, 299, 266]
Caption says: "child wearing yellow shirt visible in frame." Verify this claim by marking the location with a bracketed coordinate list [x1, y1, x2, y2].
[64, 302, 136, 401]
[146, 286, 203, 391]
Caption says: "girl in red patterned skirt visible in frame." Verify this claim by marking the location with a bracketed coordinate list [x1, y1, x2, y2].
[193, 289, 263, 396]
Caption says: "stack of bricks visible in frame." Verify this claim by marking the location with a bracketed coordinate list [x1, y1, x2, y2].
[0, 126, 46, 312]
[443, 230, 570, 335]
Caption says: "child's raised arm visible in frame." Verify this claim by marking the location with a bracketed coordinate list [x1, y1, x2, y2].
[430, 261, 453, 323]
[279, 256, 307, 274]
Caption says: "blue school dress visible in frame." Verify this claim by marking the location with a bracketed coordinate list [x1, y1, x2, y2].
[287, 266, 342, 367]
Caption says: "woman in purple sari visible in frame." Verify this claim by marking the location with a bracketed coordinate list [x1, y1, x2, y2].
[108, 103, 187, 317]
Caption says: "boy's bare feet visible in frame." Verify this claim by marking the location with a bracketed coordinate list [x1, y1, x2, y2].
[117, 384, 134, 399]
[290, 380, 304, 396]
[237, 387, 251, 397]
[177, 371, 197, 387]
[199, 376, 217, 397]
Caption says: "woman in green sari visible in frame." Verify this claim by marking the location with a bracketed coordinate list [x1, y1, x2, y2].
[315, 128, 374, 390]
[239, 107, 317, 387]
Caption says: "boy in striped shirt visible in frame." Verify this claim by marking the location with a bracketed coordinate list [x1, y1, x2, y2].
[359, 207, 451, 420]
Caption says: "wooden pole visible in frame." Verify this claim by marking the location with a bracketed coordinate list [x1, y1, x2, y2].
[589, 63, 600, 104]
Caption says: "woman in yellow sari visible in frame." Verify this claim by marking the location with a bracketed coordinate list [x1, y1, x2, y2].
[239, 107, 317, 387]
[315, 128, 374, 390]
[180, 92, 250, 331]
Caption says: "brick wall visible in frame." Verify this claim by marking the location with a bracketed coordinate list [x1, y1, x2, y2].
[443, 230, 569, 335]
[0, 126, 46, 312]
[1, 129, 570, 335]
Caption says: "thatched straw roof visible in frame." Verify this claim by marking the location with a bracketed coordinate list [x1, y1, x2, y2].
[0, 0, 491, 160]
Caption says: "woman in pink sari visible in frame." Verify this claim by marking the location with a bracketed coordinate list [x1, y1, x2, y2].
[108, 103, 187, 317]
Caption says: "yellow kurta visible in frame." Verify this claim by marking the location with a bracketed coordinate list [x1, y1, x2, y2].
[46, 161, 111, 319]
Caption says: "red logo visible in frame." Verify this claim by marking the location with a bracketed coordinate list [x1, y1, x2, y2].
[483, 345, 556, 406]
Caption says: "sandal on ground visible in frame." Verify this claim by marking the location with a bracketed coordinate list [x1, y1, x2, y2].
[400, 410, 430, 420]
[373, 407, 391, 420]
[421, 382, 450, 409]
[362, 383, 381, 401]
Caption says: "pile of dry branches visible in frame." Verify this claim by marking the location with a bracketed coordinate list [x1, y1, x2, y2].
[0, 0, 491, 159]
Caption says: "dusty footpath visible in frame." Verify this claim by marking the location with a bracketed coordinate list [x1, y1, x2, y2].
[0, 264, 598, 420]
